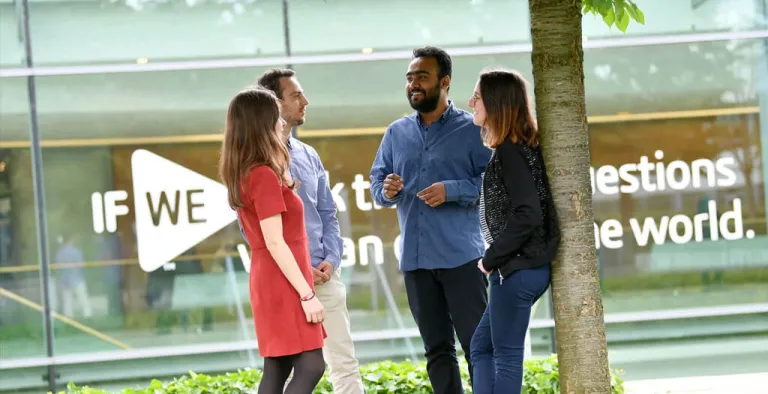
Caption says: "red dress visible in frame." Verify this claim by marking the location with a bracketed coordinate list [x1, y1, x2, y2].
[238, 165, 326, 357]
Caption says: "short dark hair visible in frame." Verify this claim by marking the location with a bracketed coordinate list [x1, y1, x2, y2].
[412, 46, 452, 80]
[256, 68, 295, 99]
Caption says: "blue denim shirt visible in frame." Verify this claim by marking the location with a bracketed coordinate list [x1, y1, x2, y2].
[370, 101, 492, 271]
[239, 137, 343, 270]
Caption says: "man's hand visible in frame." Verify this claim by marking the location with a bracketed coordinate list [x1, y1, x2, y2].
[417, 182, 446, 207]
[312, 265, 330, 286]
[383, 174, 403, 199]
[317, 261, 334, 283]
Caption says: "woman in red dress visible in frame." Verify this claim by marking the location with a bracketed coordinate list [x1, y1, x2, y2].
[219, 87, 326, 393]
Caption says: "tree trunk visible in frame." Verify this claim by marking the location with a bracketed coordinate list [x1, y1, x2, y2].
[528, 1, 611, 393]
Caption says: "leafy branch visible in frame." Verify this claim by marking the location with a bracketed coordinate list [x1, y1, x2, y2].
[583, 0, 646, 32]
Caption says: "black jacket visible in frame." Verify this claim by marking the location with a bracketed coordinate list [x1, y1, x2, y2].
[479, 138, 560, 279]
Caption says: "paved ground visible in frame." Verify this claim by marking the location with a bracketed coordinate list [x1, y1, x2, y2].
[624, 372, 768, 393]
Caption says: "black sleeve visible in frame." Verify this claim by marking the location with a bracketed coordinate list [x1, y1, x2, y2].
[482, 142, 543, 272]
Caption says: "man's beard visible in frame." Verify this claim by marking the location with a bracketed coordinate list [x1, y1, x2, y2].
[283, 114, 303, 128]
[408, 86, 441, 113]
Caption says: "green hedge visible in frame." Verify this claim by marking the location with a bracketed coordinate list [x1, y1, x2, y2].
[57, 355, 624, 394]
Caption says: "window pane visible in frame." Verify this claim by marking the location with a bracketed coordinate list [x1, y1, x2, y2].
[591, 112, 767, 314]
[291, 53, 533, 131]
[582, 0, 767, 39]
[584, 38, 766, 115]
[22, 68, 279, 357]
[0, 77, 29, 141]
[0, 79, 49, 363]
[28, 0, 286, 66]
[289, 39, 766, 133]
[288, 0, 529, 55]
[291, 40, 767, 317]
[8, 38, 761, 143]
[7, 67, 274, 143]
[287, 0, 767, 57]
[584, 38, 768, 316]
[0, 3, 24, 68]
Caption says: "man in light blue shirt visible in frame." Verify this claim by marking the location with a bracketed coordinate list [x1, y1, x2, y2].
[238, 69, 364, 393]
[369, 46, 491, 393]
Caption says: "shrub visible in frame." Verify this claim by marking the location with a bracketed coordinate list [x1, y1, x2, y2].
[58, 355, 624, 394]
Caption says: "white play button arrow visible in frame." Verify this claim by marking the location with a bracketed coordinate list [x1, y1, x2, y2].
[131, 149, 237, 272]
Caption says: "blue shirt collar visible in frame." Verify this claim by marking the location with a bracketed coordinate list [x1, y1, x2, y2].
[412, 100, 458, 126]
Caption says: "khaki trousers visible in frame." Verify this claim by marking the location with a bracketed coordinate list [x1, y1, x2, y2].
[315, 268, 364, 394]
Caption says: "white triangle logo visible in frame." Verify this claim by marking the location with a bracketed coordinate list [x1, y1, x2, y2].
[131, 149, 237, 272]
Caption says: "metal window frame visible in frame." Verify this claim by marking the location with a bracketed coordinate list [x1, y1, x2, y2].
[17, 0, 56, 390]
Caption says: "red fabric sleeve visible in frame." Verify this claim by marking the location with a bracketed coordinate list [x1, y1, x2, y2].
[247, 166, 287, 221]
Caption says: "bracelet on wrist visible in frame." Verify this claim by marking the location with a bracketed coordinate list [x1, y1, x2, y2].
[300, 291, 315, 302]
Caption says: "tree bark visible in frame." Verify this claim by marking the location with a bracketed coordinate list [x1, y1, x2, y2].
[528, 0, 611, 393]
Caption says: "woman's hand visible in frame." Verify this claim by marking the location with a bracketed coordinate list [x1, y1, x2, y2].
[301, 294, 325, 324]
[477, 258, 492, 275]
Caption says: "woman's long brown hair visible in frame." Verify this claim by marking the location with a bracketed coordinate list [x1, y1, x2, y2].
[478, 69, 539, 149]
[219, 87, 293, 210]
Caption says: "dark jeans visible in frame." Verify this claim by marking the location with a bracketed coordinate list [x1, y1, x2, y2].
[404, 259, 489, 394]
[470, 263, 551, 394]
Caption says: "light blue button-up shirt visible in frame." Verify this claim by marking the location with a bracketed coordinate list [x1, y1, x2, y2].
[239, 137, 343, 270]
[370, 101, 492, 272]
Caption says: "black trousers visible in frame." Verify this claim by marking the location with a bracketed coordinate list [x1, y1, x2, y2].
[404, 258, 489, 394]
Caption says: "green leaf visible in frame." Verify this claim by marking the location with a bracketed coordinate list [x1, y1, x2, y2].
[583, 0, 645, 32]
[632, 4, 645, 24]
[597, 0, 614, 15]
[602, 7, 616, 27]
[616, 8, 631, 32]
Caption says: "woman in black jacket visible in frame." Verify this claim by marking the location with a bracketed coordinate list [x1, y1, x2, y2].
[467, 69, 560, 394]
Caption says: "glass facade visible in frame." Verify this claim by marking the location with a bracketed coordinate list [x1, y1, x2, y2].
[1, 0, 767, 392]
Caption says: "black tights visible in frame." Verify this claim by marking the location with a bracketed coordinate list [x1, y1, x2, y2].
[258, 349, 325, 394]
